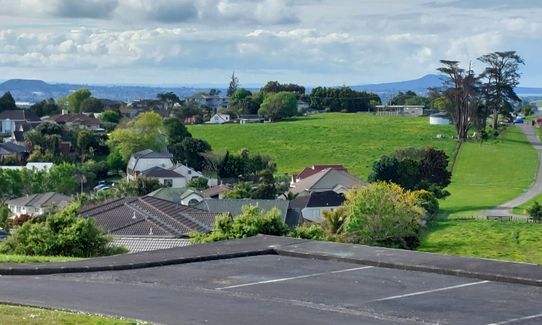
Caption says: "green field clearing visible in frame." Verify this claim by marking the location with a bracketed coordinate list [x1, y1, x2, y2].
[438, 126, 538, 218]
[0, 304, 145, 325]
[420, 126, 542, 264]
[0, 255, 81, 263]
[189, 113, 456, 178]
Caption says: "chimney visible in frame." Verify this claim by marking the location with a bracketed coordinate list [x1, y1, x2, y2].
[61, 109, 68, 115]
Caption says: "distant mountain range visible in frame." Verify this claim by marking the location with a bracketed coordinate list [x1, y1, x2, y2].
[1, 75, 541, 104]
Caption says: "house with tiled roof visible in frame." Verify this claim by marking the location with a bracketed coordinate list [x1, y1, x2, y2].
[0, 142, 29, 163]
[202, 184, 231, 199]
[291, 164, 347, 186]
[289, 168, 366, 196]
[126, 149, 174, 181]
[0, 110, 40, 135]
[46, 113, 102, 130]
[195, 198, 301, 228]
[7, 192, 73, 217]
[81, 196, 220, 252]
[141, 166, 185, 187]
[290, 191, 345, 224]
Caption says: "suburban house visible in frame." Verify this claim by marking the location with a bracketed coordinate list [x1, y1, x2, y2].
[207, 113, 231, 124]
[291, 164, 347, 186]
[289, 168, 365, 196]
[3, 127, 26, 146]
[0, 110, 40, 135]
[127, 149, 175, 181]
[202, 184, 231, 199]
[0, 142, 28, 163]
[128, 99, 165, 112]
[80, 196, 220, 252]
[46, 113, 102, 130]
[186, 94, 229, 111]
[171, 164, 204, 180]
[195, 198, 301, 228]
[140, 166, 186, 187]
[147, 187, 205, 206]
[375, 105, 425, 116]
[290, 191, 345, 224]
[7, 192, 73, 217]
[119, 106, 138, 118]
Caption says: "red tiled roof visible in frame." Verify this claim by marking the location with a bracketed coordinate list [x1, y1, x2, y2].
[294, 164, 347, 182]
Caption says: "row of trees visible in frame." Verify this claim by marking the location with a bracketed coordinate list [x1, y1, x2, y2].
[309, 87, 381, 112]
[436, 51, 524, 141]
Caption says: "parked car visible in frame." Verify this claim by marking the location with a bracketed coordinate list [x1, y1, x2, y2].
[513, 117, 524, 124]
[93, 181, 111, 191]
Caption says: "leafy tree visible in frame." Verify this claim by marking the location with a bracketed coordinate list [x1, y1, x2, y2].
[228, 88, 258, 116]
[190, 205, 289, 244]
[186, 177, 209, 190]
[29, 98, 61, 117]
[0, 202, 120, 257]
[369, 147, 451, 198]
[437, 60, 482, 141]
[527, 201, 542, 222]
[65, 89, 92, 113]
[106, 112, 166, 162]
[478, 51, 524, 129]
[46, 163, 79, 195]
[175, 137, 211, 171]
[224, 182, 252, 199]
[344, 182, 425, 250]
[99, 110, 122, 124]
[227, 72, 239, 97]
[0, 92, 16, 112]
[80, 97, 105, 113]
[0, 204, 11, 230]
[309, 86, 380, 112]
[157, 92, 181, 117]
[260, 81, 305, 96]
[258, 91, 297, 121]
[106, 148, 126, 176]
[164, 117, 192, 144]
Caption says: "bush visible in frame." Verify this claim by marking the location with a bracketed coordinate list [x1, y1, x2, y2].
[289, 224, 325, 240]
[187, 177, 209, 190]
[0, 203, 118, 257]
[409, 189, 439, 220]
[527, 201, 542, 222]
[343, 182, 425, 250]
[190, 205, 289, 244]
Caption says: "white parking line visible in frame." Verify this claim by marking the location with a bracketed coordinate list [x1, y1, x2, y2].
[486, 313, 542, 325]
[369, 280, 490, 302]
[216, 266, 374, 290]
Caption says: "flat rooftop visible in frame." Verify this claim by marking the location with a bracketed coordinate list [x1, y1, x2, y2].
[0, 236, 541, 324]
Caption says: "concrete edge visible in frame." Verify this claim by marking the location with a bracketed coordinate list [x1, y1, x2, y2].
[274, 248, 542, 287]
[0, 249, 275, 275]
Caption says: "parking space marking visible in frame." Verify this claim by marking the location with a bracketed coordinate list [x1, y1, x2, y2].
[216, 266, 374, 290]
[487, 313, 542, 325]
[369, 280, 490, 302]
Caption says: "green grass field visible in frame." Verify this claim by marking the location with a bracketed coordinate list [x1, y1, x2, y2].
[0, 304, 146, 325]
[438, 126, 538, 218]
[189, 113, 456, 179]
[420, 126, 542, 264]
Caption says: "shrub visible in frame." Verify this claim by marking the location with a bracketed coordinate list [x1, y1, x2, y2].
[527, 201, 542, 222]
[187, 177, 209, 190]
[343, 182, 425, 250]
[289, 224, 325, 240]
[0, 203, 117, 257]
[409, 189, 439, 220]
[190, 205, 289, 244]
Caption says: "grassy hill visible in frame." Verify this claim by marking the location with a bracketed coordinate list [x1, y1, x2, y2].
[189, 113, 456, 178]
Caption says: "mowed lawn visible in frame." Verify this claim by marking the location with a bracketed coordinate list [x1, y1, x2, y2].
[420, 126, 542, 264]
[189, 113, 456, 179]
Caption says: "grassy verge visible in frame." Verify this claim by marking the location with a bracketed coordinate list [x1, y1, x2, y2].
[439, 126, 538, 218]
[0, 255, 81, 263]
[0, 304, 146, 325]
[419, 126, 542, 264]
[189, 113, 456, 178]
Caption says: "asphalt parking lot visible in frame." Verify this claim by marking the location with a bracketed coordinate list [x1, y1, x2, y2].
[1, 254, 541, 325]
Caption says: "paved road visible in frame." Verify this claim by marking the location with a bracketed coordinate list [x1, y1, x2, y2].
[1, 255, 541, 325]
[485, 123, 542, 218]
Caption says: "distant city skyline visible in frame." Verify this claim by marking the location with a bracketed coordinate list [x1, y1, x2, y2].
[0, 0, 541, 87]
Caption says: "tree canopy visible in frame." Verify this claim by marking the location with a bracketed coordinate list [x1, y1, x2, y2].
[258, 91, 297, 121]
[0, 92, 16, 112]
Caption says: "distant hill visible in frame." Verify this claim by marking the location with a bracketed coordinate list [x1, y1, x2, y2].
[0, 79, 226, 103]
[351, 74, 446, 93]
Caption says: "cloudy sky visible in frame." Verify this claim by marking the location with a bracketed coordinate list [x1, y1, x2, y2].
[0, 0, 540, 87]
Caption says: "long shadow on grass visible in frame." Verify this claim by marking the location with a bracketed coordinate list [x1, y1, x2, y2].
[437, 205, 496, 218]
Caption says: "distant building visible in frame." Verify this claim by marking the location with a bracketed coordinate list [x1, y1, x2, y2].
[289, 168, 365, 196]
[207, 113, 231, 124]
[7, 192, 73, 217]
[375, 105, 424, 117]
[0, 142, 28, 163]
[46, 113, 102, 130]
[239, 114, 264, 124]
[429, 113, 451, 125]
[126, 149, 174, 181]
[0, 110, 40, 134]
[290, 191, 345, 224]
[186, 95, 228, 111]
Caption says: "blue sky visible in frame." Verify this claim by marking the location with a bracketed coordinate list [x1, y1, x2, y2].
[0, 0, 540, 87]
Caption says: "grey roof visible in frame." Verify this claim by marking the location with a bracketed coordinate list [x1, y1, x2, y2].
[110, 237, 191, 253]
[306, 191, 345, 208]
[0, 110, 40, 122]
[133, 149, 172, 159]
[148, 187, 190, 203]
[0, 142, 28, 153]
[7, 192, 72, 208]
[141, 166, 183, 178]
[195, 199, 290, 224]
[202, 184, 231, 198]
[81, 196, 219, 237]
[290, 168, 365, 195]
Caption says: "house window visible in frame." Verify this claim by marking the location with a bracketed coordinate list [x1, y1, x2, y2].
[164, 179, 173, 187]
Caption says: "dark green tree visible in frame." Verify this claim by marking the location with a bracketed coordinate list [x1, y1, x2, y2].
[80, 97, 105, 113]
[227, 72, 239, 97]
[29, 98, 61, 117]
[0, 92, 16, 112]
[258, 91, 297, 121]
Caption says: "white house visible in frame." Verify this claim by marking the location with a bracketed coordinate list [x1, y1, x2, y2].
[290, 191, 345, 224]
[172, 164, 204, 181]
[127, 149, 174, 181]
[207, 113, 231, 124]
[7, 192, 73, 217]
[140, 167, 186, 187]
